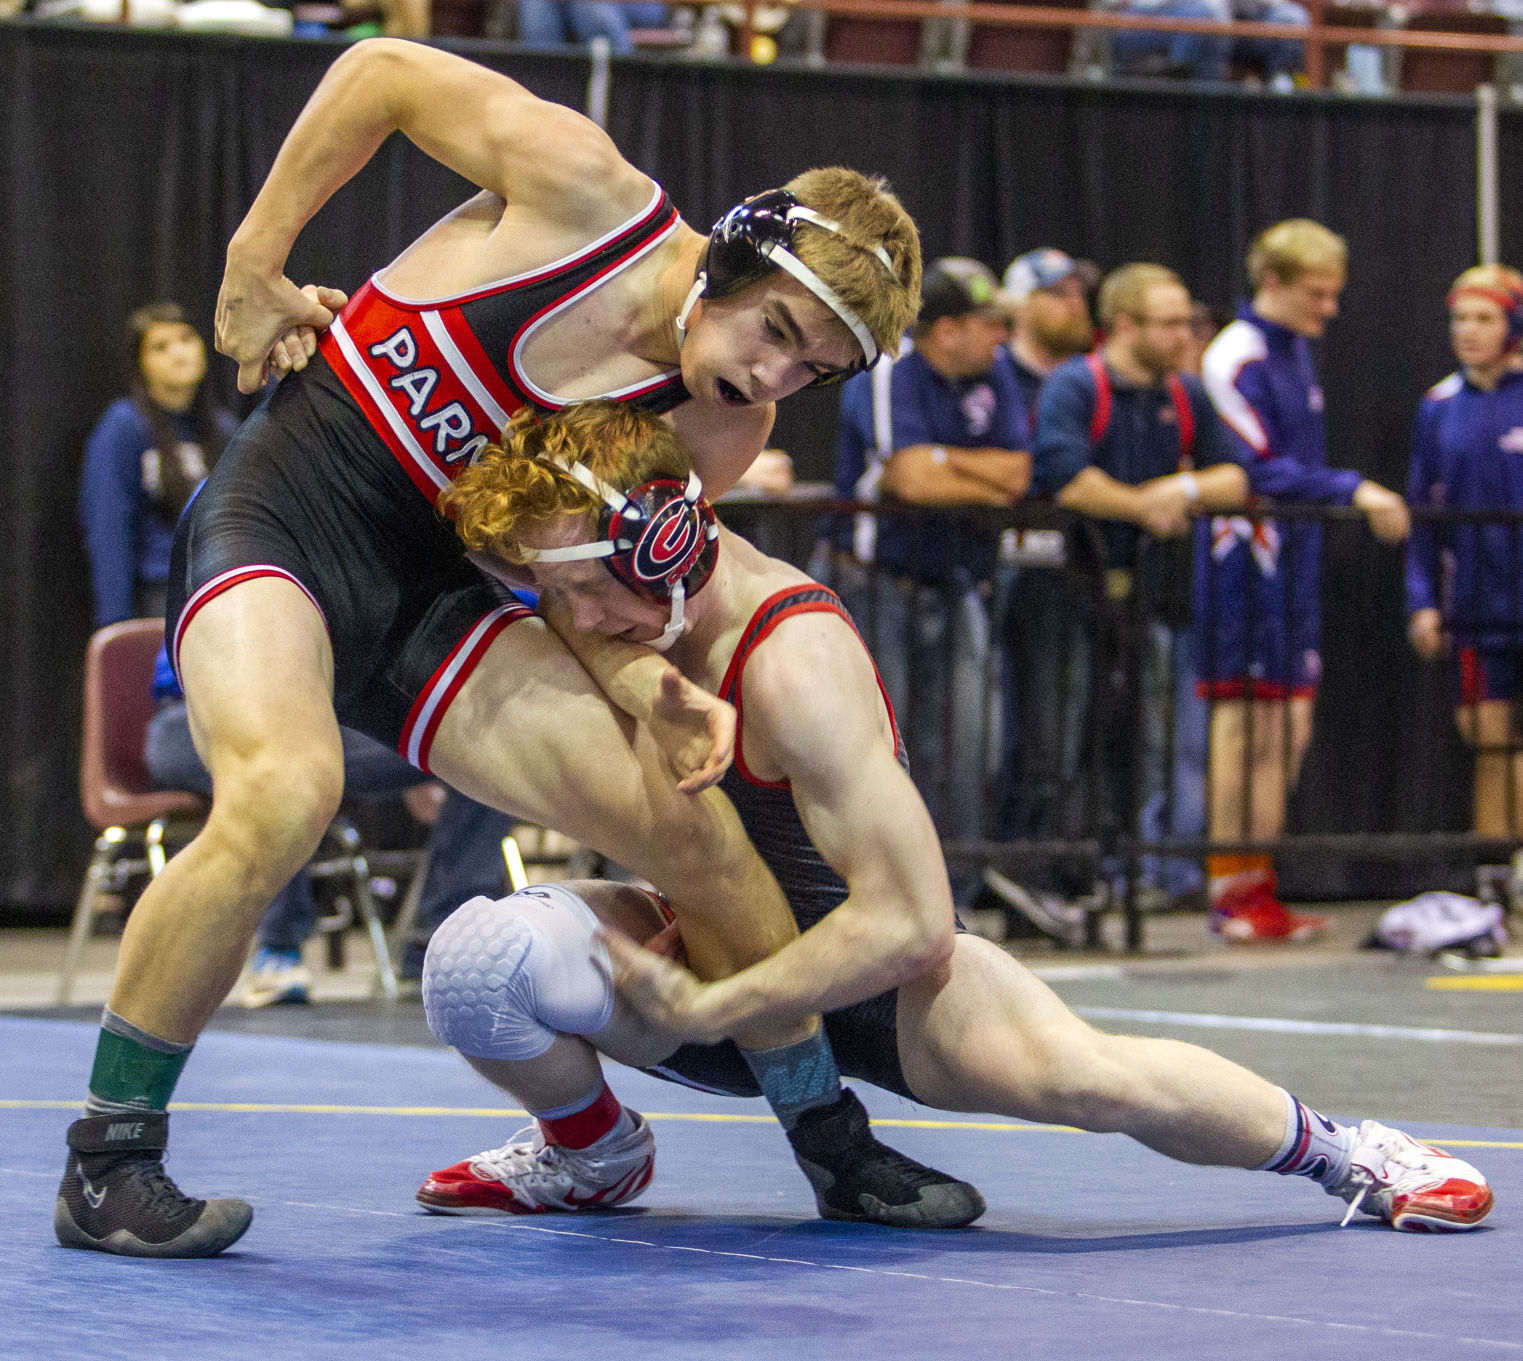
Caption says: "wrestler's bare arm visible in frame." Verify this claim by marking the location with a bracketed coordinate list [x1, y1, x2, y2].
[604, 613, 956, 1041]
[217, 38, 650, 392]
[538, 592, 735, 794]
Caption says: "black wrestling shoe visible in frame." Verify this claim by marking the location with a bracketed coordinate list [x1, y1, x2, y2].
[786, 1089, 985, 1229]
[55, 1113, 253, 1258]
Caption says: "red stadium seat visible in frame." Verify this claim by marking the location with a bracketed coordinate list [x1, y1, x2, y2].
[966, 0, 1085, 73]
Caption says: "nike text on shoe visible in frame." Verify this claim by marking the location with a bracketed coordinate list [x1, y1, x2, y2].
[55, 1113, 253, 1257]
[417, 1113, 655, 1216]
[786, 1089, 985, 1229]
[1327, 1121, 1494, 1232]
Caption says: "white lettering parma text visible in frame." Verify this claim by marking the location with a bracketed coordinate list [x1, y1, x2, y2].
[369, 326, 489, 464]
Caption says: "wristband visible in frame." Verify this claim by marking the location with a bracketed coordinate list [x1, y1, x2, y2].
[1178, 471, 1201, 503]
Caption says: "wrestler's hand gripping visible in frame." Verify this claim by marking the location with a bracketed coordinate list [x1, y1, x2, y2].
[599, 925, 729, 1046]
[648, 666, 735, 796]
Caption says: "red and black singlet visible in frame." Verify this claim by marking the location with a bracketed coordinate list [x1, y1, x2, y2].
[318, 184, 690, 503]
[717, 585, 906, 932]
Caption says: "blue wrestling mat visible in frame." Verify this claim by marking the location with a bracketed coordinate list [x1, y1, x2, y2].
[2, 1016, 1518, 1360]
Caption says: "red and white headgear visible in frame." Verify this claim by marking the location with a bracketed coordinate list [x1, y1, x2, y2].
[517, 456, 719, 652]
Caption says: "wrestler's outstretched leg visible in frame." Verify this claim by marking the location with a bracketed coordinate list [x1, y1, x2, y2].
[58, 579, 342, 1257]
[418, 881, 984, 1227]
[895, 936, 1493, 1231]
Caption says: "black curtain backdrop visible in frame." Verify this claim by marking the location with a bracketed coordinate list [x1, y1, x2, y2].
[2, 22, 1516, 910]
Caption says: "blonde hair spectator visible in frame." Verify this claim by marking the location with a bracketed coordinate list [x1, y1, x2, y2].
[1248, 220, 1347, 289]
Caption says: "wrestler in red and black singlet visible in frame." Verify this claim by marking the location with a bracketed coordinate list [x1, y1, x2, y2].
[167, 188, 688, 769]
[646, 584, 966, 1102]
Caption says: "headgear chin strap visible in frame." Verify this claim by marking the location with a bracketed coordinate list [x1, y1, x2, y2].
[518, 457, 719, 652]
[677, 189, 900, 384]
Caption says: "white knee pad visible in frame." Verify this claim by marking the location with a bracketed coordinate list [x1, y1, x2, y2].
[421, 884, 615, 1062]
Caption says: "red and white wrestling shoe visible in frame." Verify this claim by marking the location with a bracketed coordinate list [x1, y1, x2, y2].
[1327, 1121, 1493, 1231]
[1210, 885, 1328, 943]
[417, 1114, 655, 1216]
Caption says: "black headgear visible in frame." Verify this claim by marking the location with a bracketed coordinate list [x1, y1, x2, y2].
[675, 188, 901, 386]
[518, 459, 719, 651]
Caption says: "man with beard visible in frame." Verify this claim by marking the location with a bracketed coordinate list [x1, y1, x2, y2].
[1030, 264, 1247, 915]
[988, 251, 1098, 922]
[1001, 249, 1097, 428]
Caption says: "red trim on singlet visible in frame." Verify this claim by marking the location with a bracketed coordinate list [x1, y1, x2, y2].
[375, 190, 673, 308]
[718, 587, 902, 790]
[397, 602, 535, 774]
[318, 191, 682, 501]
[1459, 646, 1484, 706]
[435, 304, 518, 414]
[1194, 678, 1317, 702]
[170, 566, 328, 683]
[504, 216, 683, 411]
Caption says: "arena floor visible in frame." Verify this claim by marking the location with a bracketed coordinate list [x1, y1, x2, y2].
[2, 913, 1520, 1360]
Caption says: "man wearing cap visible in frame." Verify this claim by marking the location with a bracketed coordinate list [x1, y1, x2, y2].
[1032, 263, 1247, 909]
[1003, 249, 1098, 428]
[992, 251, 1099, 923]
[821, 257, 1030, 907]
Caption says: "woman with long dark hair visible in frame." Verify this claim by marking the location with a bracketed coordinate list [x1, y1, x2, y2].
[78, 302, 236, 625]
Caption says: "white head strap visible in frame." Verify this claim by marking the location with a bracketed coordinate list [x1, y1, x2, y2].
[516, 458, 710, 650]
[676, 201, 898, 367]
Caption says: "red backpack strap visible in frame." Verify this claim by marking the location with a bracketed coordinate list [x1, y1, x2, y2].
[1085, 352, 1111, 446]
[1167, 374, 1195, 468]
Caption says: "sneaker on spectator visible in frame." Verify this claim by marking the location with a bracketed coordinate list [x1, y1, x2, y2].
[242, 947, 311, 1008]
[981, 867, 1087, 947]
[1210, 885, 1328, 943]
[417, 1113, 655, 1215]
[1325, 1121, 1493, 1231]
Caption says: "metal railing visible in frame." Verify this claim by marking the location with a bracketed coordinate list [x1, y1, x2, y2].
[716, 493, 1523, 949]
[721, 0, 1523, 89]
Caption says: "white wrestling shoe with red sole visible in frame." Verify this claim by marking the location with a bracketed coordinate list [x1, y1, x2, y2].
[417, 1113, 655, 1216]
[1328, 1121, 1493, 1231]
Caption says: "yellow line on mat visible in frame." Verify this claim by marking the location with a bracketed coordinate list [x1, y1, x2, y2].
[1426, 975, 1523, 991]
[2, 1099, 1521, 1148]
[0, 1099, 1076, 1132]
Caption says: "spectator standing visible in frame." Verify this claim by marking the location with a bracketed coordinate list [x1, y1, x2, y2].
[78, 303, 235, 628]
[991, 250, 1098, 925]
[823, 258, 1031, 910]
[1003, 249, 1098, 426]
[1032, 264, 1247, 911]
[1197, 220, 1409, 941]
[1407, 265, 1523, 872]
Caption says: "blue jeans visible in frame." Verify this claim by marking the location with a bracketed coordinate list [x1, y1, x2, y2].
[145, 703, 515, 959]
[517, 0, 667, 53]
[995, 565, 1091, 842]
[821, 557, 995, 905]
[1114, 0, 1231, 81]
[1233, 1, 1308, 78]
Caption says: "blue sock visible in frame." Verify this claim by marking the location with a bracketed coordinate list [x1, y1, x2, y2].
[740, 1028, 842, 1131]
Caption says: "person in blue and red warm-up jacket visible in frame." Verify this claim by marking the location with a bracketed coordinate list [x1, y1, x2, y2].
[1407, 264, 1523, 892]
[1196, 220, 1410, 943]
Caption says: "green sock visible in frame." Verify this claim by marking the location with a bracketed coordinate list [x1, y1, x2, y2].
[86, 1011, 192, 1113]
